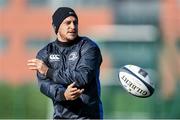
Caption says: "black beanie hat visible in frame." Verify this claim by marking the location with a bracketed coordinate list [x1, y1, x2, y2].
[52, 7, 78, 34]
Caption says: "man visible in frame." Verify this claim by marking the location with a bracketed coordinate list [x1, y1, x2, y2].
[27, 7, 103, 119]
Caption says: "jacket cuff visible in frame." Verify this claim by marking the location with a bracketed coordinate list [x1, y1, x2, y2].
[46, 68, 54, 79]
[55, 88, 66, 101]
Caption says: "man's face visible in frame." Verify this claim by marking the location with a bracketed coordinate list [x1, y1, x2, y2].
[58, 16, 78, 42]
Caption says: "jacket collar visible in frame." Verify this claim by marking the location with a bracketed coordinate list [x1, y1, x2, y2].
[55, 36, 80, 47]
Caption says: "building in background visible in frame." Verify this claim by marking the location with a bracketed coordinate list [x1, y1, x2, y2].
[0, 0, 113, 85]
[0, 0, 52, 84]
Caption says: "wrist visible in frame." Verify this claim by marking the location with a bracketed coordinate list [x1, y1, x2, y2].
[64, 91, 69, 100]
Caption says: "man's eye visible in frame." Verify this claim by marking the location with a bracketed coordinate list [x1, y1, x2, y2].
[66, 21, 71, 25]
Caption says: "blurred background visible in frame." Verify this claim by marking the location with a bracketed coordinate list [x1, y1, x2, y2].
[0, 0, 180, 119]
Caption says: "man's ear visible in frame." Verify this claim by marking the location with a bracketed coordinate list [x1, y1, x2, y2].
[57, 31, 60, 37]
[52, 23, 56, 31]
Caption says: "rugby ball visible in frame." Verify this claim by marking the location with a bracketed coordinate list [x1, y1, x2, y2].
[118, 65, 154, 98]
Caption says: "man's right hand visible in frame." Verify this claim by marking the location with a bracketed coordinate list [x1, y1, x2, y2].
[64, 82, 84, 101]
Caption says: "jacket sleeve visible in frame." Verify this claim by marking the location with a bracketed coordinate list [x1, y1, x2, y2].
[37, 72, 66, 102]
[46, 46, 102, 88]
[36, 48, 66, 102]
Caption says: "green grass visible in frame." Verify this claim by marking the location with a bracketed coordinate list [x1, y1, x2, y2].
[0, 82, 49, 118]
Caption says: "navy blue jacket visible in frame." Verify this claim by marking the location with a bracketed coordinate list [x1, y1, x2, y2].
[36, 36, 103, 119]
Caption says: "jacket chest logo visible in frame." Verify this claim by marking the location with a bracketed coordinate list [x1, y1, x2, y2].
[68, 52, 78, 61]
[49, 54, 60, 62]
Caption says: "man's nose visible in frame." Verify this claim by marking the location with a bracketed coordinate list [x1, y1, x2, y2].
[70, 22, 76, 29]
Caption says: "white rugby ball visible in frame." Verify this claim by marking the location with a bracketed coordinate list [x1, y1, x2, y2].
[118, 65, 154, 98]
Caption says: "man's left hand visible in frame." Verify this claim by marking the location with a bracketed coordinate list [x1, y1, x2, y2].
[27, 58, 48, 75]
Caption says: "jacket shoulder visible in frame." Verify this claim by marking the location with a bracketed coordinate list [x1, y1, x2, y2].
[80, 36, 100, 49]
[36, 41, 55, 60]
[79, 36, 101, 56]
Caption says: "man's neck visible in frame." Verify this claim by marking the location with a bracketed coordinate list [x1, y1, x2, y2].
[57, 34, 68, 42]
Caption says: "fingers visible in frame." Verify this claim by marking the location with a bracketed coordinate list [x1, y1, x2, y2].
[69, 87, 78, 93]
[67, 82, 84, 95]
[28, 66, 38, 70]
[80, 89, 84, 93]
[70, 89, 84, 100]
[27, 59, 42, 65]
[27, 58, 43, 70]
[65, 83, 84, 100]
[68, 82, 75, 88]
[67, 82, 77, 92]
[27, 62, 36, 66]
[27, 59, 37, 62]
[27, 58, 48, 75]
[71, 88, 84, 95]
[69, 89, 81, 95]
[27, 60, 37, 70]
[27, 59, 37, 66]
[27, 59, 37, 70]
